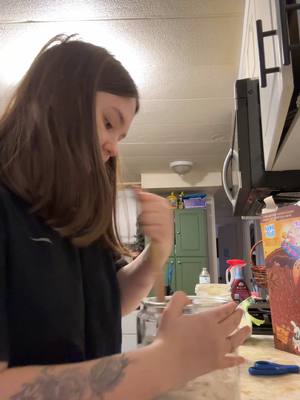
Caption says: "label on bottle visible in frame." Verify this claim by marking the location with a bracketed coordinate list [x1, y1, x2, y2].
[199, 276, 211, 284]
[231, 280, 250, 301]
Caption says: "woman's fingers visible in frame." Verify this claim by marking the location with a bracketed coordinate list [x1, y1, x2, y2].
[208, 302, 238, 323]
[220, 308, 244, 336]
[135, 190, 173, 245]
[136, 190, 170, 208]
[226, 325, 251, 354]
[138, 212, 169, 225]
[162, 291, 191, 320]
[222, 353, 246, 369]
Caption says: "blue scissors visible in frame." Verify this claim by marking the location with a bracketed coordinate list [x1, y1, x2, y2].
[249, 360, 300, 376]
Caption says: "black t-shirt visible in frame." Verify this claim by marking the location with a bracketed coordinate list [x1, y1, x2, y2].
[0, 185, 123, 367]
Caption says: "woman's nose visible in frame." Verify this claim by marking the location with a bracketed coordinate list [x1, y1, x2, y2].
[103, 140, 119, 158]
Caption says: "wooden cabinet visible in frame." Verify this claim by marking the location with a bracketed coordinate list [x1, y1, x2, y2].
[239, 0, 294, 170]
[175, 209, 207, 257]
[164, 255, 208, 295]
[149, 208, 208, 296]
[175, 257, 208, 295]
[158, 209, 208, 295]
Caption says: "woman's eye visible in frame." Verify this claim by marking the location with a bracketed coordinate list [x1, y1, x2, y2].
[104, 120, 113, 130]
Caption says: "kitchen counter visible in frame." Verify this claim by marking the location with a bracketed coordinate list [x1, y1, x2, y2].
[240, 335, 300, 400]
[159, 335, 300, 399]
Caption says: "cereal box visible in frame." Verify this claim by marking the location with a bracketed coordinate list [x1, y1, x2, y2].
[261, 205, 300, 355]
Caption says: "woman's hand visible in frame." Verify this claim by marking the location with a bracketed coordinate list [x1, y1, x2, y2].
[135, 189, 174, 268]
[154, 292, 250, 385]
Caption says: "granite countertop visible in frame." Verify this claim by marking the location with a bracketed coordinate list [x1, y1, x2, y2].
[240, 335, 300, 400]
[159, 335, 300, 399]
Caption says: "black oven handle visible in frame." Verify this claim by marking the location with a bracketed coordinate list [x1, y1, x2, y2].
[279, 0, 300, 66]
[256, 19, 280, 88]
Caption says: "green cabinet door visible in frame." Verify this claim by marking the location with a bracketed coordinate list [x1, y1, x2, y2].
[175, 209, 208, 257]
[175, 257, 208, 295]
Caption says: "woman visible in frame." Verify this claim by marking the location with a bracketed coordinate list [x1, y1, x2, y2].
[0, 35, 250, 399]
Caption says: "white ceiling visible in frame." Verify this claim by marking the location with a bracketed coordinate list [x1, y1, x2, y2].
[0, 0, 245, 183]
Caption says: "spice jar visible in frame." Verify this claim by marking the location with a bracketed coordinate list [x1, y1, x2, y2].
[137, 295, 241, 400]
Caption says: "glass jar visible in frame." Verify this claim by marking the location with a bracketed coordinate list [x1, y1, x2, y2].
[137, 296, 241, 400]
[195, 283, 253, 336]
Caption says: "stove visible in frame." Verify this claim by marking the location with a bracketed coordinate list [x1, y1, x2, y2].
[248, 301, 273, 335]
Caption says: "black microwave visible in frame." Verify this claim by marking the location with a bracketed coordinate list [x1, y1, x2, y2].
[222, 78, 300, 216]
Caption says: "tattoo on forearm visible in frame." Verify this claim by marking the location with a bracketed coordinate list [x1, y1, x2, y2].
[11, 355, 129, 400]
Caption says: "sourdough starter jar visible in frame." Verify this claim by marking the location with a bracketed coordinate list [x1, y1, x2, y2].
[137, 296, 241, 400]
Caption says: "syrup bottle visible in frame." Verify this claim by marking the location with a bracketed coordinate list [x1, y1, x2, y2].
[226, 259, 251, 302]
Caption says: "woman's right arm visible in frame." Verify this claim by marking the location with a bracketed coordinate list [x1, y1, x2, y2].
[0, 292, 250, 400]
[0, 342, 173, 400]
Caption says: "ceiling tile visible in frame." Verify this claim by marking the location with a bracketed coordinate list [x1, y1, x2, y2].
[125, 122, 231, 143]
[119, 154, 226, 182]
[119, 141, 229, 158]
[138, 65, 237, 99]
[0, 15, 243, 87]
[132, 98, 234, 126]
[0, 1, 245, 183]
[0, 1, 244, 22]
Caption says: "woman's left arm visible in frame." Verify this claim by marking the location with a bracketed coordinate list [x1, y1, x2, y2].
[117, 190, 174, 316]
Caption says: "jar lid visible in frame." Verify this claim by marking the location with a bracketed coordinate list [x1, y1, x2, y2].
[195, 283, 231, 298]
[141, 295, 230, 314]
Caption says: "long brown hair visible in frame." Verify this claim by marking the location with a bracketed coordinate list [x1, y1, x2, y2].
[0, 34, 139, 251]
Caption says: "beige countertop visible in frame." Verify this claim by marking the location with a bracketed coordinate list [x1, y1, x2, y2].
[159, 335, 300, 400]
[240, 335, 300, 400]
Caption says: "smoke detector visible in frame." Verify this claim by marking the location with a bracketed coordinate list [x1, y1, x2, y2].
[169, 161, 193, 175]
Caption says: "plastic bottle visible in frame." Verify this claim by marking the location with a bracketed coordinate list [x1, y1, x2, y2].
[226, 259, 251, 302]
[199, 267, 211, 284]
[178, 191, 185, 209]
[166, 192, 177, 208]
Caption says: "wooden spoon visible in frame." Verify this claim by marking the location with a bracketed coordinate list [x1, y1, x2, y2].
[153, 269, 165, 303]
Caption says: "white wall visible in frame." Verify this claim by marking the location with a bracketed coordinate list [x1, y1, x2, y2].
[141, 171, 221, 190]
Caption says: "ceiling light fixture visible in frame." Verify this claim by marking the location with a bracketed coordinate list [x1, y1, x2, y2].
[169, 161, 193, 175]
